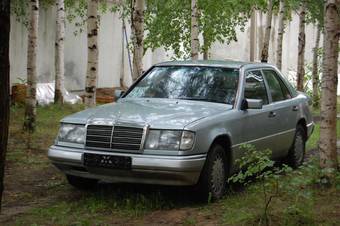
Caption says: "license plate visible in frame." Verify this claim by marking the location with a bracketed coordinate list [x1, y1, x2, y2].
[83, 153, 132, 170]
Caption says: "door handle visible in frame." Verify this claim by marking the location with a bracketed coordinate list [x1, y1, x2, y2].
[268, 111, 277, 118]
[292, 106, 299, 111]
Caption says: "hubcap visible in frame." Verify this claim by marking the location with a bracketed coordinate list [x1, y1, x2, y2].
[211, 155, 225, 195]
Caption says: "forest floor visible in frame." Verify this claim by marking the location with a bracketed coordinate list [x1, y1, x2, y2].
[0, 104, 340, 226]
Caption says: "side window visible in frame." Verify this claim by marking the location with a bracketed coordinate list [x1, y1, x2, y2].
[263, 70, 292, 102]
[244, 70, 269, 105]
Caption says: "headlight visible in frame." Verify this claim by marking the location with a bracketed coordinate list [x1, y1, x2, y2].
[145, 130, 195, 151]
[58, 123, 86, 144]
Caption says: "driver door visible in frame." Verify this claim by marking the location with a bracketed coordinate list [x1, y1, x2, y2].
[239, 70, 280, 156]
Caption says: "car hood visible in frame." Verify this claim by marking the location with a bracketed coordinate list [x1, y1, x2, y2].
[61, 98, 232, 129]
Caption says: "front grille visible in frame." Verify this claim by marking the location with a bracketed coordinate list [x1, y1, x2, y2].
[86, 125, 112, 149]
[111, 126, 143, 151]
[85, 125, 144, 151]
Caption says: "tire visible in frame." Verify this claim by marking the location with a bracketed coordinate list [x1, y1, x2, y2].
[66, 175, 98, 190]
[196, 144, 227, 201]
[286, 125, 306, 168]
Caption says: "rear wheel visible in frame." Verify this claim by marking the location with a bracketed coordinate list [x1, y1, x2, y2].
[287, 125, 306, 168]
[66, 175, 98, 190]
[196, 144, 227, 200]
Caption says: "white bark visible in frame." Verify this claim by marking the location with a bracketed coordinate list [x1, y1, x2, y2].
[84, 0, 99, 108]
[260, 0, 273, 63]
[319, 0, 340, 171]
[24, 0, 39, 132]
[191, 0, 199, 60]
[120, 18, 127, 89]
[250, 10, 256, 62]
[54, 0, 65, 104]
[276, 0, 286, 70]
[312, 26, 321, 109]
[131, 0, 145, 81]
[296, 3, 306, 91]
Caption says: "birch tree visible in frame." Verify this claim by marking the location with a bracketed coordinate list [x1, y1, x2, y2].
[24, 0, 39, 132]
[120, 18, 126, 89]
[131, 0, 145, 80]
[312, 26, 321, 109]
[319, 0, 340, 171]
[191, 0, 199, 60]
[296, 2, 306, 91]
[260, 0, 273, 63]
[54, 0, 65, 104]
[0, 0, 10, 212]
[84, 0, 99, 108]
[276, 0, 286, 70]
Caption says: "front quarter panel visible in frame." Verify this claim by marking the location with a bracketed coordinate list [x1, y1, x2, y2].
[184, 110, 245, 171]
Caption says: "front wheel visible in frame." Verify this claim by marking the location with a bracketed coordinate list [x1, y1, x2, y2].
[196, 144, 227, 201]
[66, 175, 98, 190]
[286, 125, 306, 168]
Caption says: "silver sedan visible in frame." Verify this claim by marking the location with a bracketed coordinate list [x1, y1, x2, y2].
[48, 60, 314, 200]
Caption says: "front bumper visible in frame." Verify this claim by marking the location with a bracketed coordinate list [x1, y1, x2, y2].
[48, 145, 206, 186]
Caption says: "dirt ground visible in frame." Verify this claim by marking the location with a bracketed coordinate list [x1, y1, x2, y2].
[0, 158, 220, 225]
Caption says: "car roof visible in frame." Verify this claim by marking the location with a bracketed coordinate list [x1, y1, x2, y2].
[154, 60, 272, 69]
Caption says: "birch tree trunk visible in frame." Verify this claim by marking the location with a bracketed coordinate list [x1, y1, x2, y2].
[0, 0, 10, 212]
[260, 0, 273, 63]
[191, 0, 199, 60]
[203, 30, 208, 60]
[296, 3, 306, 91]
[24, 0, 39, 132]
[276, 0, 286, 70]
[54, 0, 65, 104]
[131, 0, 145, 81]
[120, 18, 126, 89]
[312, 26, 321, 109]
[84, 0, 99, 108]
[319, 0, 340, 171]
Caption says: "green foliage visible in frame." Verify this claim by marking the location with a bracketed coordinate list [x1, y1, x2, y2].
[64, 0, 88, 35]
[64, 0, 127, 36]
[227, 144, 340, 225]
[11, 0, 29, 26]
[198, 0, 255, 56]
[228, 144, 293, 225]
[303, 64, 320, 97]
[144, 0, 268, 59]
[228, 144, 275, 185]
[145, 0, 191, 59]
[284, 0, 324, 27]
[305, 0, 324, 27]
[11, 0, 57, 26]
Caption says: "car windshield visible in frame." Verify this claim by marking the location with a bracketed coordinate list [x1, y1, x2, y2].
[125, 66, 239, 104]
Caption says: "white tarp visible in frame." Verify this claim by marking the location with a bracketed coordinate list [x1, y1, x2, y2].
[36, 82, 82, 105]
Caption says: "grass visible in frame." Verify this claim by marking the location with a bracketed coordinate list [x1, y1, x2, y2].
[3, 103, 340, 226]
[306, 121, 340, 150]
[7, 104, 84, 168]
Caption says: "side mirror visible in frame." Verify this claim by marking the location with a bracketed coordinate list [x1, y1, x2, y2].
[114, 90, 125, 100]
[241, 99, 263, 110]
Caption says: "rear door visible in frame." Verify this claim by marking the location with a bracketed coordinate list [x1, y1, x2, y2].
[262, 69, 298, 158]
